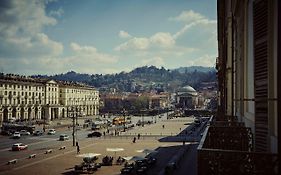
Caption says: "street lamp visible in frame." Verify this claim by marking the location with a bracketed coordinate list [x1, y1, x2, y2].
[123, 108, 126, 132]
[70, 107, 76, 147]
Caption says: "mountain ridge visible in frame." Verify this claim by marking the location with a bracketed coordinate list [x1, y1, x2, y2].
[32, 66, 217, 92]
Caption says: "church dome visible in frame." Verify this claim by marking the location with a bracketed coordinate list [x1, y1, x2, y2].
[177, 85, 197, 96]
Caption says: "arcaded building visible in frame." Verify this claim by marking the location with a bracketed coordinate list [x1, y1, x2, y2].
[0, 74, 99, 125]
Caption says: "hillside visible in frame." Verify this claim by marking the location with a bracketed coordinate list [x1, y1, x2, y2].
[32, 66, 217, 92]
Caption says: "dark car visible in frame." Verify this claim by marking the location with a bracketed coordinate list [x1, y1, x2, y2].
[1, 130, 13, 136]
[33, 130, 43, 136]
[88, 131, 102, 137]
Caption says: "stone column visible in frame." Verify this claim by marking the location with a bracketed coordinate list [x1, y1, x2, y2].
[23, 107, 28, 120]
[0, 106, 3, 126]
[7, 107, 12, 119]
[30, 106, 35, 120]
[16, 107, 21, 120]
[58, 107, 61, 119]
[94, 104, 97, 116]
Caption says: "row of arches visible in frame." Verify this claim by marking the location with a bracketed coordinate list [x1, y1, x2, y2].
[1, 106, 43, 122]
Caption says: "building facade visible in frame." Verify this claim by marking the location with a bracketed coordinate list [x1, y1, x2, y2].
[0, 74, 99, 125]
[198, 0, 280, 174]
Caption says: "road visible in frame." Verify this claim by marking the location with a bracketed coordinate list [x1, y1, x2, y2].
[0, 112, 202, 175]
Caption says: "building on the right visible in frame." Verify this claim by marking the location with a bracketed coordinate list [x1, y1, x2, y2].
[198, 0, 280, 174]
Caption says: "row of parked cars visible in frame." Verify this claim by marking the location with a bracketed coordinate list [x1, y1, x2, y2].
[11, 129, 56, 139]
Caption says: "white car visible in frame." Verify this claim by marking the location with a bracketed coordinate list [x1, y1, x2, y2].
[13, 132, 21, 139]
[12, 143, 28, 151]
[20, 130, 30, 135]
[48, 129, 56, 135]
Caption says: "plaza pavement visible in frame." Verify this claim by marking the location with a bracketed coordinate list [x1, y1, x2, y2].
[1, 116, 199, 175]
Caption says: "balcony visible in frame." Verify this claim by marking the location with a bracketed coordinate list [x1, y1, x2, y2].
[198, 117, 279, 175]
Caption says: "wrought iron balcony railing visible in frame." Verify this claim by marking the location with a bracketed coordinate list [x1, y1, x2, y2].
[198, 118, 279, 175]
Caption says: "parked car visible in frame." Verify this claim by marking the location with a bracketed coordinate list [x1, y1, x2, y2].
[1, 130, 13, 136]
[59, 134, 69, 141]
[33, 130, 43, 136]
[8, 118, 16, 123]
[12, 143, 28, 151]
[88, 131, 102, 137]
[47, 129, 56, 135]
[20, 130, 31, 135]
[13, 132, 21, 139]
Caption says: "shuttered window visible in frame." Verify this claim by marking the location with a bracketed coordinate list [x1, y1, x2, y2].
[253, 0, 268, 152]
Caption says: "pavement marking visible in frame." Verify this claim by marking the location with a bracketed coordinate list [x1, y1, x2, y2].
[3, 140, 95, 173]
[0, 148, 10, 152]
[0, 138, 58, 153]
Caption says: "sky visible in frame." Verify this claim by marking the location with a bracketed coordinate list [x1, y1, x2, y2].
[0, 0, 217, 75]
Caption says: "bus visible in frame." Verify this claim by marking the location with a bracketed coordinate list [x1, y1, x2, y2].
[112, 117, 125, 125]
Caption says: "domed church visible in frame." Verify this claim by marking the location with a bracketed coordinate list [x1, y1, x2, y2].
[176, 85, 198, 109]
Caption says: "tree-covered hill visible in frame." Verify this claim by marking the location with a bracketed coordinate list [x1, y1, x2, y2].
[32, 66, 217, 92]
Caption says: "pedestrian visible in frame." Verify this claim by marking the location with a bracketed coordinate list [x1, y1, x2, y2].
[133, 137, 136, 143]
[137, 133, 140, 139]
[103, 131, 106, 136]
[77, 145, 80, 154]
[43, 127, 46, 132]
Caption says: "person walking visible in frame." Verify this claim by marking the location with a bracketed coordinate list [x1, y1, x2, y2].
[76, 141, 80, 154]
[77, 145, 80, 154]
[133, 137, 136, 143]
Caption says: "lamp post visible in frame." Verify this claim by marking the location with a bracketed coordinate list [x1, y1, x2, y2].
[70, 107, 76, 147]
[141, 109, 144, 127]
[123, 108, 126, 132]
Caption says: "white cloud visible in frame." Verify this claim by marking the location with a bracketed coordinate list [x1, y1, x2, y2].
[170, 10, 217, 39]
[169, 10, 205, 23]
[150, 32, 175, 47]
[187, 54, 216, 67]
[141, 57, 165, 67]
[70, 42, 118, 64]
[118, 30, 131, 39]
[114, 37, 150, 51]
[115, 32, 176, 51]
[0, 0, 63, 58]
[49, 7, 64, 17]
